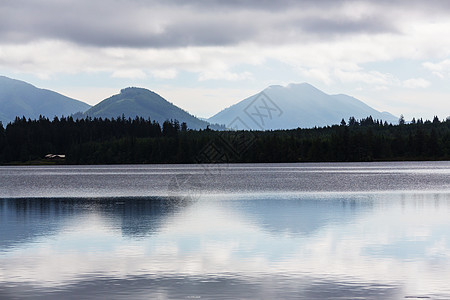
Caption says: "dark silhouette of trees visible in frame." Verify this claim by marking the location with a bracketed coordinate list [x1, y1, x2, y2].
[348, 116, 357, 126]
[0, 115, 449, 164]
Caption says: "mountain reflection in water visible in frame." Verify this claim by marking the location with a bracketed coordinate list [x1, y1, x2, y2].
[1, 193, 450, 299]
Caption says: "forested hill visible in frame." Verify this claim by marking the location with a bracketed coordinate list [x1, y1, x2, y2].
[0, 116, 449, 164]
[83, 87, 215, 130]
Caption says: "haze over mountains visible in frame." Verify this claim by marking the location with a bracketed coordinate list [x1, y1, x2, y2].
[208, 83, 398, 130]
[0, 76, 398, 129]
[0, 76, 91, 125]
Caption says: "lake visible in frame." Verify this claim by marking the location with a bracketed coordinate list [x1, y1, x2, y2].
[1, 162, 450, 299]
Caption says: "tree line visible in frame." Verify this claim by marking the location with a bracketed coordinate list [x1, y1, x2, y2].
[0, 115, 449, 164]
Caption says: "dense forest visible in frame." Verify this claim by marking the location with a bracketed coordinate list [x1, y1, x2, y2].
[0, 115, 449, 164]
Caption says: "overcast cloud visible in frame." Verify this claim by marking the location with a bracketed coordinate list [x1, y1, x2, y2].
[0, 0, 450, 119]
[0, 0, 436, 47]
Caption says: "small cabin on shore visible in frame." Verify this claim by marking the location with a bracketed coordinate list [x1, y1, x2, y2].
[44, 154, 66, 159]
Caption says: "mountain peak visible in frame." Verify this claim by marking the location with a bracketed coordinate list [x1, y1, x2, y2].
[266, 82, 316, 90]
[120, 87, 152, 95]
[286, 82, 324, 92]
[208, 83, 398, 130]
[287, 82, 313, 88]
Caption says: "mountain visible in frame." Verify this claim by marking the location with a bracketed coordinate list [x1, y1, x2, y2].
[0, 76, 91, 125]
[208, 83, 398, 130]
[83, 87, 213, 130]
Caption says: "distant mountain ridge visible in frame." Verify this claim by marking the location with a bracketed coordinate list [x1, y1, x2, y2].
[83, 87, 213, 130]
[1, 76, 398, 130]
[208, 83, 398, 130]
[0, 76, 91, 125]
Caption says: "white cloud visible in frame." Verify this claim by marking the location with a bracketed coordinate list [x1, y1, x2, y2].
[299, 68, 333, 85]
[198, 70, 253, 81]
[402, 78, 431, 89]
[334, 69, 397, 86]
[373, 85, 389, 91]
[111, 69, 146, 79]
[150, 69, 178, 79]
[423, 59, 450, 78]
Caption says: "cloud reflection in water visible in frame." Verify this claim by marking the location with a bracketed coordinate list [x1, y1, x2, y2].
[1, 193, 450, 299]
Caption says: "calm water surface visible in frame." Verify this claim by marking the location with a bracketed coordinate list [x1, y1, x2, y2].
[1, 162, 450, 299]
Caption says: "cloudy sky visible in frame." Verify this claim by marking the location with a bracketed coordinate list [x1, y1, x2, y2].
[1, 0, 450, 120]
